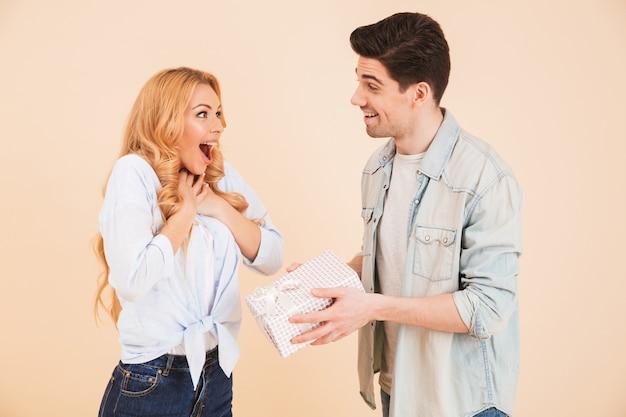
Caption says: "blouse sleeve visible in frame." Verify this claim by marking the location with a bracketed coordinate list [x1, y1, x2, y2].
[220, 161, 284, 276]
[99, 155, 175, 303]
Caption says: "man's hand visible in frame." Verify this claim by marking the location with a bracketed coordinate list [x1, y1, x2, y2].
[289, 286, 375, 345]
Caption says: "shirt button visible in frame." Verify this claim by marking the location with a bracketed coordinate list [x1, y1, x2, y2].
[443, 238, 448, 244]
[414, 199, 420, 205]
[425, 235, 431, 242]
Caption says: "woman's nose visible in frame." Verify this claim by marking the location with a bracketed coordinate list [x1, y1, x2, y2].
[212, 118, 225, 133]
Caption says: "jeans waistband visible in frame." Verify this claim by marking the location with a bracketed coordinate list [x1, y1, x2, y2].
[132, 347, 219, 375]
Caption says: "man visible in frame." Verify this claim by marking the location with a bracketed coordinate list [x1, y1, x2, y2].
[290, 12, 522, 417]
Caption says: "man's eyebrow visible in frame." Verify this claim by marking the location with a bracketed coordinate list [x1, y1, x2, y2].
[355, 68, 384, 85]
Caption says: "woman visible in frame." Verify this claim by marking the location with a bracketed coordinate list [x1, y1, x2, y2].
[94, 67, 284, 417]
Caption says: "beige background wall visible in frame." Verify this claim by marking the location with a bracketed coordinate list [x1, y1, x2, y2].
[1, 0, 625, 415]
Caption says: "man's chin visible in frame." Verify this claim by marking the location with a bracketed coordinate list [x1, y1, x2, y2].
[366, 127, 388, 138]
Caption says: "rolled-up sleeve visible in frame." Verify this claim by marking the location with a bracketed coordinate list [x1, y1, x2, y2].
[453, 173, 522, 338]
[242, 217, 283, 275]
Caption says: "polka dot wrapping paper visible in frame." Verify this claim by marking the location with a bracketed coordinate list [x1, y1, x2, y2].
[245, 250, 365, 358]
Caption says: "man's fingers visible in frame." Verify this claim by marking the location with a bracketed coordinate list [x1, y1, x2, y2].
[291, 322, 331, 344]
[289, 309, 326, 324]
[285, 262, 302, 272]
[310, 287, 344, 298]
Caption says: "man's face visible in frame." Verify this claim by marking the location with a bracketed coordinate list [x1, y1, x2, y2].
[351, 57, 415, 140]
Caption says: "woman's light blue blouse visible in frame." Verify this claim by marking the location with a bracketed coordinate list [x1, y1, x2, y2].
[99, 154, 283, 389]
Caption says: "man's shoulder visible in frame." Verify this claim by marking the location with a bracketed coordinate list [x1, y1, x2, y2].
[451, 130, 515, 176]
[442, 129, 518, 195]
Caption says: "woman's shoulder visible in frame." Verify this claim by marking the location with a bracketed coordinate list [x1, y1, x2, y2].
[222, 159, 237, 176]
[109, 154, 159, 186]
[113, 153, 151, 170]
[220, 160, 245, 186]
[111, 154, 155, 176]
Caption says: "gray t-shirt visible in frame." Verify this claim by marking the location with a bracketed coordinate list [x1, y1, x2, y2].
[376, 152, 424, 394]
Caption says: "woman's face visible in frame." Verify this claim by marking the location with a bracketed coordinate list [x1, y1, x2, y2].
[178, 83, 224, 175]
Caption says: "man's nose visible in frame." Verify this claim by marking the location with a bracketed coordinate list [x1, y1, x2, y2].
[351, 88, 365, 107]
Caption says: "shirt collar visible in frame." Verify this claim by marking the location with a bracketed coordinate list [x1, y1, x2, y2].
[419, 109, 461, 180]
[370, 109, 460, 179]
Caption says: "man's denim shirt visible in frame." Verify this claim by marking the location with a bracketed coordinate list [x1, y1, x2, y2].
[357, 111, 523, 417]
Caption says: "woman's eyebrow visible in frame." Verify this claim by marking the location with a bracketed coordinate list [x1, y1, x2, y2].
[192, 103, 221, 110]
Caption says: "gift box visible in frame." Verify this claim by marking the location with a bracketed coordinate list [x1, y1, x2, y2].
[245, 250, 364, 358]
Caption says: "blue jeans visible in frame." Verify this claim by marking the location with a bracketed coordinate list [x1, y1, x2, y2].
[98, 348, 232, 417]
[474, 408, 508, 417]
[380, 389, 508, 417]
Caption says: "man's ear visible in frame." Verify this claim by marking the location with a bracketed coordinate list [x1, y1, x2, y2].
[411, 82, 432, 106]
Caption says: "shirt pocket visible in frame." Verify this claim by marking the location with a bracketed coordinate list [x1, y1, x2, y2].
[412, 226, 456, 281]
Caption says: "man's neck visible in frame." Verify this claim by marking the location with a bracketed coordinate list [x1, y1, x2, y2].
[394, 107, 444, 155]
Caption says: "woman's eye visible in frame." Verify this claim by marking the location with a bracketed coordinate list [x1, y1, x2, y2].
[198, 111, 207, 118]
[215, 111, 222, 119]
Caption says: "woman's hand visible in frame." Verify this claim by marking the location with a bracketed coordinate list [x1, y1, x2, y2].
[196, 184, 228, 218]
[159, 171, 208, 253]
[179, 171, 210, 212]
[193, 177, 262, 262]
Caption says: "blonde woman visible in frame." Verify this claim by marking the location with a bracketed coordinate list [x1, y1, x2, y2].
[95, 67, 283, 417]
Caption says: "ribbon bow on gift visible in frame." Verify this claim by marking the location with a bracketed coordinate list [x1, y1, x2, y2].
[252, 278, 301, 316]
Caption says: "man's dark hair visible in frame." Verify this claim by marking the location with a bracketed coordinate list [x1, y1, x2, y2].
[350, 12, 451, 104]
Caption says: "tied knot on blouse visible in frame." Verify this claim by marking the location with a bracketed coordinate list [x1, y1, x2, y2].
[182, 222, 240, 390]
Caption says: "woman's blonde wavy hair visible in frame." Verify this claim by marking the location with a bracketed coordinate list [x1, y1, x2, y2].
[94, 67, 249, 324]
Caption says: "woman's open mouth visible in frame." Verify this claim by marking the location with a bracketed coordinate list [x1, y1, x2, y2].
[199, 142, 214, 163]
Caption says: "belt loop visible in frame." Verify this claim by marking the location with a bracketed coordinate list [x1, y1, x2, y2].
[162, 355, 175, 377]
